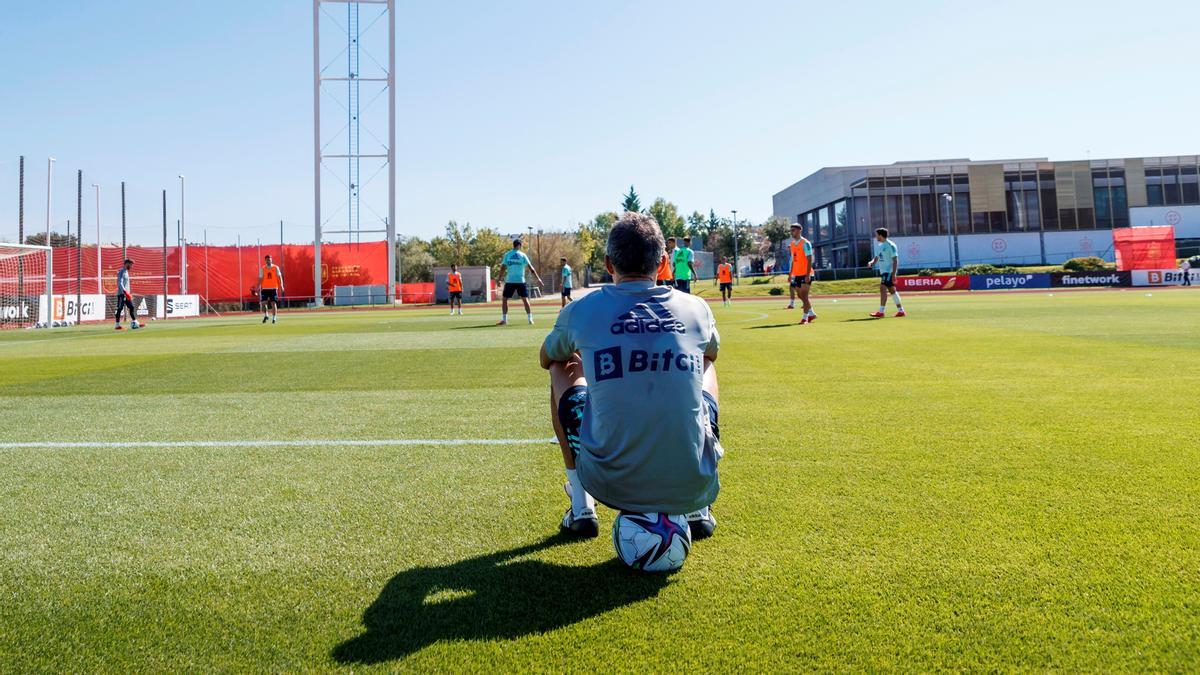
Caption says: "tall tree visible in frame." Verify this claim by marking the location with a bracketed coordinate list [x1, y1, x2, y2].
[762, 216, 792, 247]
[466, 227, 510, 281]
[685, 210, 707, 239]
[621, 185, 641, 213]
[646, 197, 686, 239]
[580, 211, 618, 273]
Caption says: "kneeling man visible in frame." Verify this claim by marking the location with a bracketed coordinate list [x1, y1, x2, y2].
[540, 212, 722, 540]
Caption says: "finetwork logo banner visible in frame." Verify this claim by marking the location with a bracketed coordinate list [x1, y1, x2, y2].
[1050, 271, 1132, 288]
[969, 274, 1052, 291]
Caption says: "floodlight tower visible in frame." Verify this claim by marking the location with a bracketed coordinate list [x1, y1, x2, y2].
[312, 0, 397, 305]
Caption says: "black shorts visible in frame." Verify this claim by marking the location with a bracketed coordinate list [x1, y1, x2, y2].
[260, 288, 278, 302]
[880, 273, 895, 289]
[561, 287, 572, 298]
[789, 275, 811, 288]
[658, 279, 674, 286]
[502, 282, 528, 299]
[557, 385, 719, 461]
[674, 279, 691, 293]
[449, 291, 462, 300]
[720, 282, 732, 292]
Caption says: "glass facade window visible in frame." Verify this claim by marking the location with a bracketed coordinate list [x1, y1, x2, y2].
[1163, 165, 1181, 205]
[1180, 164, 1199, 204]
[1146, 167, 1164, 206]
[816, 208, 829, 241]
[852, 197, 870, 235]
[1094, 185, 1112, 228]
[833, 200, 847, 238]
[1059, 208, 1077, 230]
[1039, 171, 1058, 230]
[1112, 186, 1128, 227]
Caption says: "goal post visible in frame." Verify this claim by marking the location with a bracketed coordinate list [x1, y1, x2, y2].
[0, 243, 51, 329]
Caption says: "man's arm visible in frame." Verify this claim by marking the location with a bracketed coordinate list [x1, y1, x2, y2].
[806, 253, 815, 279]
[867, 256, 877, 268]
[277, 267, 284, 293]
[891, 257, 898, 277]
[541, 306, 575, 368]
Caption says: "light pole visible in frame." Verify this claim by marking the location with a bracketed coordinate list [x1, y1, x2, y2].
[92, 184, 101, 293]
[178, 175, 187, 293]
[731, 209, 738, 284]
[45, 157, 55, 243]
[941, 193, 955, 269]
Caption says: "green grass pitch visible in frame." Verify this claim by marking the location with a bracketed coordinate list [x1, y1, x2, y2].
[1, 289, 1198, 671]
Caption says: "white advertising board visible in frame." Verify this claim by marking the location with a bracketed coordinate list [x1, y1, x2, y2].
[1129, 206, 1200, 238]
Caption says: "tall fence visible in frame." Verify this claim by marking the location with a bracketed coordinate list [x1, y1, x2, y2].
[43, 240, 389, 304]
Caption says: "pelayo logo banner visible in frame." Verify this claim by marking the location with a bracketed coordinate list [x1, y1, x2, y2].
[1050, 271, 1131, 288]
[969, 273, 1052, 291]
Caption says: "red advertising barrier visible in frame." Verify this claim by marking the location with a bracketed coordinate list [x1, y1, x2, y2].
[44, 241, 389, 302]
[397, 283, 434, 304]
[1113, 226, 1176, 270]
[896, 275, 970, 291]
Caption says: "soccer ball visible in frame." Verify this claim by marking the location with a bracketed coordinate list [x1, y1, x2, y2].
[612, 511, 692, 572]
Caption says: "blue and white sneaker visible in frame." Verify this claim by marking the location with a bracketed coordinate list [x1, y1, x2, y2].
[685, 506, 717, 540]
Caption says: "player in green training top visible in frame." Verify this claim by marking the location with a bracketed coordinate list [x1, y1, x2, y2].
[497, 239, 543, 325]
[559, 257, 573, 307]
[867, 228, 905, 318]
[673, 235, 698, 293]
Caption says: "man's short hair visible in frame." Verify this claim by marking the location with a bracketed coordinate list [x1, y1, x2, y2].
[667, 236, 676, 243]
[512, 239, 522, 247]
[123, 259, 133, 265]
[606, 212, 665, 277]
[875, 228, 889, 238]
[791, 223, 801, 230]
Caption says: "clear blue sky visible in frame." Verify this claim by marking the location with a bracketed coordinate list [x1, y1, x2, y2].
[2, 0, 1198, 246]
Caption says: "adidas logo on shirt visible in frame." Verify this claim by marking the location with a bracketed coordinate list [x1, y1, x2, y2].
[610, 298, 686, 335]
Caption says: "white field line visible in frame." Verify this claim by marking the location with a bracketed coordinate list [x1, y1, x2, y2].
[0, 438, 555, 449]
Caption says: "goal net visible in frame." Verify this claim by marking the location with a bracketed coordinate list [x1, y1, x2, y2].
[0, 244, 51, 329]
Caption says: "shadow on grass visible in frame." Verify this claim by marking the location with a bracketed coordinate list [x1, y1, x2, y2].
[449, 323, 500, 330]
[331, 532, 669, 665]
[842, 317, 882, 322]
[746, 323, 798, 330]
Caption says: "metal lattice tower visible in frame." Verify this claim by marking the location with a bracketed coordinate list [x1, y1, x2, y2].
[313, 0, 396, 303]
[346, 2, 361, 243]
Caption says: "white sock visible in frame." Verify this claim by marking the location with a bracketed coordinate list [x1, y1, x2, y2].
[807, 309, 815, 317]
[879, 305, 886, 313]
[565, 469, 595, 515]
[893, 292, 903, 308]
[527, 313, 533, 323]
[501, 313, 507, 322]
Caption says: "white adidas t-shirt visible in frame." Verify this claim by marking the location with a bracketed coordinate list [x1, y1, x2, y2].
[542, 280, 721, 513]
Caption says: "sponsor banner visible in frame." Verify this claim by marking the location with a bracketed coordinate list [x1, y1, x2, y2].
[1130, 269, 1197, 286]
[969, 273, 1052, 291]
[1050, 271, 1131, 288]
[896, 275, 970, 291]
[39, 294, 108, 323]
[159, 294, 200, 318]
[958, 232, 1043, 266]
[105, 294, 159, 319]
[888, 235, 954, 269]
[1129, 205, 1200, 238]
[0, 296, 40, 323]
